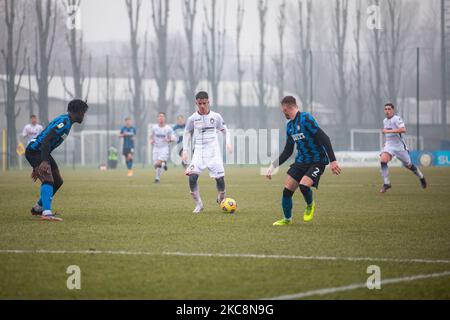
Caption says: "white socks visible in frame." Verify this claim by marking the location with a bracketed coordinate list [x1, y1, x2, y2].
[156, 167, 162, 180]
[380, 163, 390, 185]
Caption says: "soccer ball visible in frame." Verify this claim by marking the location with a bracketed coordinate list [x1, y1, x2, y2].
[220, 198, 237, 214]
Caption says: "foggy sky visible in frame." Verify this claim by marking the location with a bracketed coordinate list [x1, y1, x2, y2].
[81, 0, 283, 56]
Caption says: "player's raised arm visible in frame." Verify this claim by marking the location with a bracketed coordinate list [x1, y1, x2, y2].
[38, 128, 58, 175]
[305, 113, 341, 175]
[150, 126, 155, 145]
[182, 117, 194, 162]
[217, 114, 232, 153]
[315, 128, 340, 175]
[266, 135, 295, 180]
[167, 127, 176, 143]
[383, 116, 406, 134]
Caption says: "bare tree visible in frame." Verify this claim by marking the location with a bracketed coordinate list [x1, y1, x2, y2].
[331, 0, 351, 126]
[34, 0, 58, 126]
[273, 0, 287, 103]
[61, 0, 91, 101]
[441, 0, 447, 128]
[181, 0, 202, 110]
[383, 0, 414, 107]
[125, 0, 148, 161]
[150, 0, 170, 114]
[235, 0, 245, 128]
[367, 0, 383, 123]
[1, 0, 26, 168]
[203, 0, 226, 107]
[293, 0, 312, 108]
[353, 0, 363, 125]
[254, 0, 269, 128]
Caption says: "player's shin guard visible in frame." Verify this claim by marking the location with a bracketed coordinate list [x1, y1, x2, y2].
[126, 159, 133, 170]
[156, 168, 162, 180]
[299, 184, 313, 206]
[37, 178, 63, 207]
[380, 162, 390, 185]
[189, 174, 202, 204]
[40, 182, 54, 212]
[215, 176, 226, 204]
[53, 176, 63, 195]
[407, 164, 424, 179]
[282, 188, 294, 220]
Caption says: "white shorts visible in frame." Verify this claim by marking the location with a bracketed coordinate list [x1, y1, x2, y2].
[152, 146, 169, 164]
[186, 148, 225, 179]
[381, 145, 412, 166]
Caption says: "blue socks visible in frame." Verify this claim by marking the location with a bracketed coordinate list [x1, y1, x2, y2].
[281, 186, 314, 220]
[282, 188, 294, 220]
[299, 184, 313, 206]
[126, 160, 133, 170]
[40, 183, 54, 211]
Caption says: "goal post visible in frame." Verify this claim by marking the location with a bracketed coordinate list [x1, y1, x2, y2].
[350, 129, 383, 151]
[80, 130, 124, 166]
[350, 129, 424, 151]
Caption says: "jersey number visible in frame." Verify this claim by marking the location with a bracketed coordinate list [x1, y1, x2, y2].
[312, 167, 320, 178]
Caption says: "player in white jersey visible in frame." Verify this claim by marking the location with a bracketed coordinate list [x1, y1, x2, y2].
[182, 91, 232, 213]
[379, 103, 427, 193]
[150, 112, 176, 183]
[21, 115, 43, 146]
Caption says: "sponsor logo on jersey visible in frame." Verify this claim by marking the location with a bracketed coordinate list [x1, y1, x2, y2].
[62, 133, 68, 140]
[57, 122, 65, 129]
[291, 132, 305, 141]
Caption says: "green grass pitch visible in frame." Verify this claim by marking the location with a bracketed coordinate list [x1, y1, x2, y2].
[0, 165, 450, 299]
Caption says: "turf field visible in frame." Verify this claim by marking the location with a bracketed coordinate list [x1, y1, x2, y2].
[0, 166, 450, 299]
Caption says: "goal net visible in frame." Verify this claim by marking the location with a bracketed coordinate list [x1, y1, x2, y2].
[80, 130, 124, 166]
[350, 129, 423, 151]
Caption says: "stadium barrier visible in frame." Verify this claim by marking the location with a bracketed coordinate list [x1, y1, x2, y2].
[409, 150, 450, 167]
[334, 152, 402, 167]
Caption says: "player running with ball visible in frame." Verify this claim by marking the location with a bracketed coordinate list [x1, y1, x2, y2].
[379, 103, 427, 193]
[182, 91, 232, 213]
[266, 96, 341, 225]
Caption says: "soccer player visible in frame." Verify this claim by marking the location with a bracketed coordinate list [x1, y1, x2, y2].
[379, 103, 427, 193]
[173, 115, 188, 169]
[21, 115, 43, 146]
[266, 96, 341, 226]
[150, 112, 176, 183]
[182, 91, 232, 213]
[25, 99, 88, 222]
[119, 117, 136, 177]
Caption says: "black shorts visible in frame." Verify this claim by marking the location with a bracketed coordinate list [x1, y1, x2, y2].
[287, 163, 326, 188]
[123, 148, 134, 157]
[25, 149, 58, 171]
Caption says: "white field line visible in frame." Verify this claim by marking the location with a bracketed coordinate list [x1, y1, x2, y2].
[262, 270, 450, 300]
[0, 249, 450, 265]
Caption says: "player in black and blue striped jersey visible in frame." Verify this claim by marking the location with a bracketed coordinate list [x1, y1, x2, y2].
[25, 99, 88, 221]
[173, 115, 187, 169]
[266, 96, 341, 225]
[119, 117, 137, 177]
